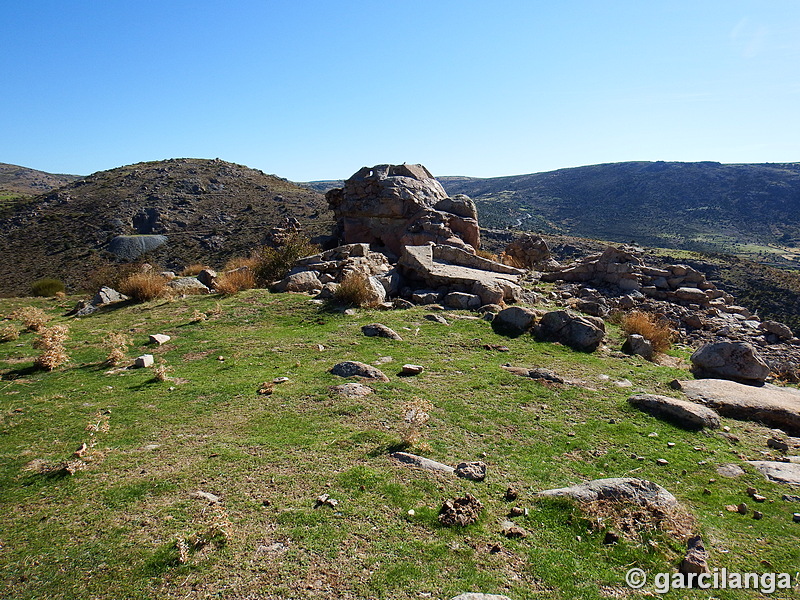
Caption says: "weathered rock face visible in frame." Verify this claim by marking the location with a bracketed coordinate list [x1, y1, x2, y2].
[627, 393, 721, 430]
[535, 478, 680, 510]
[690, 341, 771, 383]
[326, 164, 480, 256]
[503, 233, 561, 271]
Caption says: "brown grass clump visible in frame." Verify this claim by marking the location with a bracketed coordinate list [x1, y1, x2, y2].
[224, 256, 258, 271]
[620, 311, 674, 353]
[103, 332, 131, 366]
[118, 272, 169, 302]
[0, 323, 20, 342]
[10, 306, 50, 331]
[33, 324, 70, 370]
[333, 271, 381, 308]
[475, 248, 498, 261]
[214, 268, 256, 295]
[152, 362, 174, 382]
[180, 264, 211, 277]
[579, 499, 696, 541]
[399, 397, 433, 447]
[499, 252, 526, 269]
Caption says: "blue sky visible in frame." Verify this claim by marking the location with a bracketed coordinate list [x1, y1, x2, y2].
[2, 1, 799, 180]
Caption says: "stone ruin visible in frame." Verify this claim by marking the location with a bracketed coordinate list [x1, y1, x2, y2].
[275, 164, 523, 306]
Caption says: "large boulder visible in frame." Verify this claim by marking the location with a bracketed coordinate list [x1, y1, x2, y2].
[492, 306, 539, 337]
[272, 271, 323, 293]
[535, 478, 680, 510]
[325, 164, 480, 255]
[690, 341, 770, 383]
[108, 234, 168, 261]
[533, 310, 605, 351]
[503, 233, 559, 270]
[628, 393, 721, 430]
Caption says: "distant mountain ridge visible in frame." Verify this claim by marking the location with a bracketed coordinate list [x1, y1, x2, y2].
[438, 161, 800, 268]
[0, 163, 81, 197]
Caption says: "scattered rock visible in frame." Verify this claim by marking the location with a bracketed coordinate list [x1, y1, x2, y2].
[794, 513, 800, 523]
[535, 478, 679, 510]
[675, 379, 800, 434]
[492, 306, 539, 337]
[500, 520, 528, 539]
[737, 502, 748, 515]
[759, 321, 793, 340]
[455, 461, 487, 482]
[149, 334, 171, 345]
[330, 361, 389, 382]
[679, 536, 710, 575]
[622, 334, 654, 361]
[449, 594, 512, 600]
[690, 342, 770, 383]
[134, 354, 154, 368]
[330, 382, 373, 398]
[400, 364, 424, 376]
[439, 493, 483, 527]
[361, 323, 402, 341]
[314, 493, 339, 509]
[747, 461, 800, 486]
[504, 487, 519, 502]
[197, 269, 217, 289]
[444, 292, 482, 310]
[390, 452, 455, 474]
[753, 510, 763, 520]
[768, 437, 790, 452]
[190, 490, 220, 504]
[656, 458, 669, 466]
[424, 313, 450, 325]
[502, 365, 565, 384]
[167, 277, 210, 293]
[627, 393, 721, 430]
[716, 464, 746, 478]
[508, 506, 525, 517]
[483, 343, 510, 352]
[533, 310, 605, 352]
[783, 495, 800, 502]
[272, 271, 323, 293]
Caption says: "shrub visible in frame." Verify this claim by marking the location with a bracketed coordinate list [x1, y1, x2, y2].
[10, 306, 50, 331]
[620, 310, 674, 354]
[0, 324, 20, 342]
[181, 264, 212, 277]
[251, 233, 319, 285]
[31, 278, 65, 297]
[33, 324, 70, 370]
[333, 271, 380, 307]
[214, 268, 255, 295]
[475, 249, 498, 261]
[103, 332, 131, 366]
[82, 261, 159, 293]
[118, 272, 169, 302]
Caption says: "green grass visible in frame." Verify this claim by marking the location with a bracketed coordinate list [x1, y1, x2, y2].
[1, 292, 799, 599]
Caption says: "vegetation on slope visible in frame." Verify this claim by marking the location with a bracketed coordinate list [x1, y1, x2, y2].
[1, 292, 799, 599]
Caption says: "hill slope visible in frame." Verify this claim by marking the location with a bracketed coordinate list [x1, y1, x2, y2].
[0, 163, 81, 197]
[0, 158, 333, 295]
[440, 161, 800, 267]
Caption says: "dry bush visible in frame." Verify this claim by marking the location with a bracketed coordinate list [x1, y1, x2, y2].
[499, 252, 526, 269]
[579, 499, 696, 542]
[31, 278, 65, 297]
[620, 311, 674, 353]
[214, 268, 255, 295]
[0, 324, 20, 342]
[224, 256, 258, 271]
[400, 398, 433, 447]
[251, 233, 319, 285]
[475, 248, 498, 261]
[103, 332, 131, 366]
[181, 264, 212, 277]
[153, 362, 173, 382]
[10, 306, 50, 331]
[333, 271, 380, 308]
[82, 261, 158, 293]
[118, 272, 169, 302]
[33, 324, 70, 370]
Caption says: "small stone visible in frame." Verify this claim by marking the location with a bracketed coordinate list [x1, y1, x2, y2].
[747, 487, 758, 496]
[273, 377, 290, 384]
[190, 490, 220, 504]
[723, 426, 731, 432]
[424, 313, 450, 325]
[737, 502, 748, 515]
[508, 506, 524, 517]
[504, 487, 519, 501]
[768, 437, 790, 452]
[656, 458, 669, 466]
[693, 446, 703, 451]
[783, 495, 800, 502]
[752, 511, 763, 520]
[603, 531, 620, 545]
[149, 334, 171, 345]
[217, 355, 225, 361]
[648, 432, 659, 438]
[793, 513, 800, 523]
[716, 464, 745, 478]
[500, 520, 528, 539]
[134, 354, 154, 368]
[455, 461, 487, 482]
[667, 442, 676, 448]
[703, 488, 712, 495]
[407, 509, 415, 516]
[400, 364, 424, 375]
[752, 494, 767, 502]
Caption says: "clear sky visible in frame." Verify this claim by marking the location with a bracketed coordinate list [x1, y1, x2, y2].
[2, 1, 799, 181]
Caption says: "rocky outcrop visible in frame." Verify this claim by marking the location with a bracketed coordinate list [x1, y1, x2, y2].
[535, 478, 680, 510]
[748, 461, 800, 486]
[628, 393, 721, 430]
[326, 164, 480, 256]
[690, 341, 771, 383]
[503, 233, 561, 271]
[492, 306, 539, 337]
[533, 310, 605, 351]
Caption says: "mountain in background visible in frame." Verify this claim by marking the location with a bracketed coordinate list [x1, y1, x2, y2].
[0, 163, 81, 197]
[438, 161, 800, 269]
[0, 158, 332, 295]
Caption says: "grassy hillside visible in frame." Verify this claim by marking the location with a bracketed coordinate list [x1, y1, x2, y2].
[1, 292, 799, 599]
[0, 159, 333, 296]
[440, 161, 800, 269]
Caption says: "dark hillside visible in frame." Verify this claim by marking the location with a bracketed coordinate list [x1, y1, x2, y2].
[0, 162, 81, 197]
[441, 161, 800, 267]
[0, 158, 332, 295]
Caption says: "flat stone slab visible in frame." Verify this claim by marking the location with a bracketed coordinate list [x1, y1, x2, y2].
[535, 477, 679, 510]
[628, 393, 720, 430]
[330, 361, 389, 382]
[390, 451, 454, 474]
[675, 379, 800, 434]
[450, 595, 513, 600]
[748, 461, 800, 486]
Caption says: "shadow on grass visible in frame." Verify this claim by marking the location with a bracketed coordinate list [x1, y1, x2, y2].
[1, 363, 39, 380]
[366, 441, 409, 458]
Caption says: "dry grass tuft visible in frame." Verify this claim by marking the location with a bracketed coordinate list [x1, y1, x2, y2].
[214, 268, 255, 295]
[189, 310, 207, 323]
[10, 306, 50, 331]
[181, 264, 211, 277]
[0, 323, 20, 342]
[333, 271, 381, 308]
[33, 324, 69, 371]
[620, 311, 674, 353]
[118, 272, 169, 302]
[400, 397, 433, 447]
[475, 248, 498, 261]
[153, 362, 174, 382]
[579, 499, 697, 541]
[103, 332, 131, 366]
[499, 252, 526, 269]
[224, 256, 258, 271]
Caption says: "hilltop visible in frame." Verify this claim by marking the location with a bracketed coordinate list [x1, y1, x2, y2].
[439, 161, 800, 269]
[0, 163, 81, 197]
[0, 158, 333, 295]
